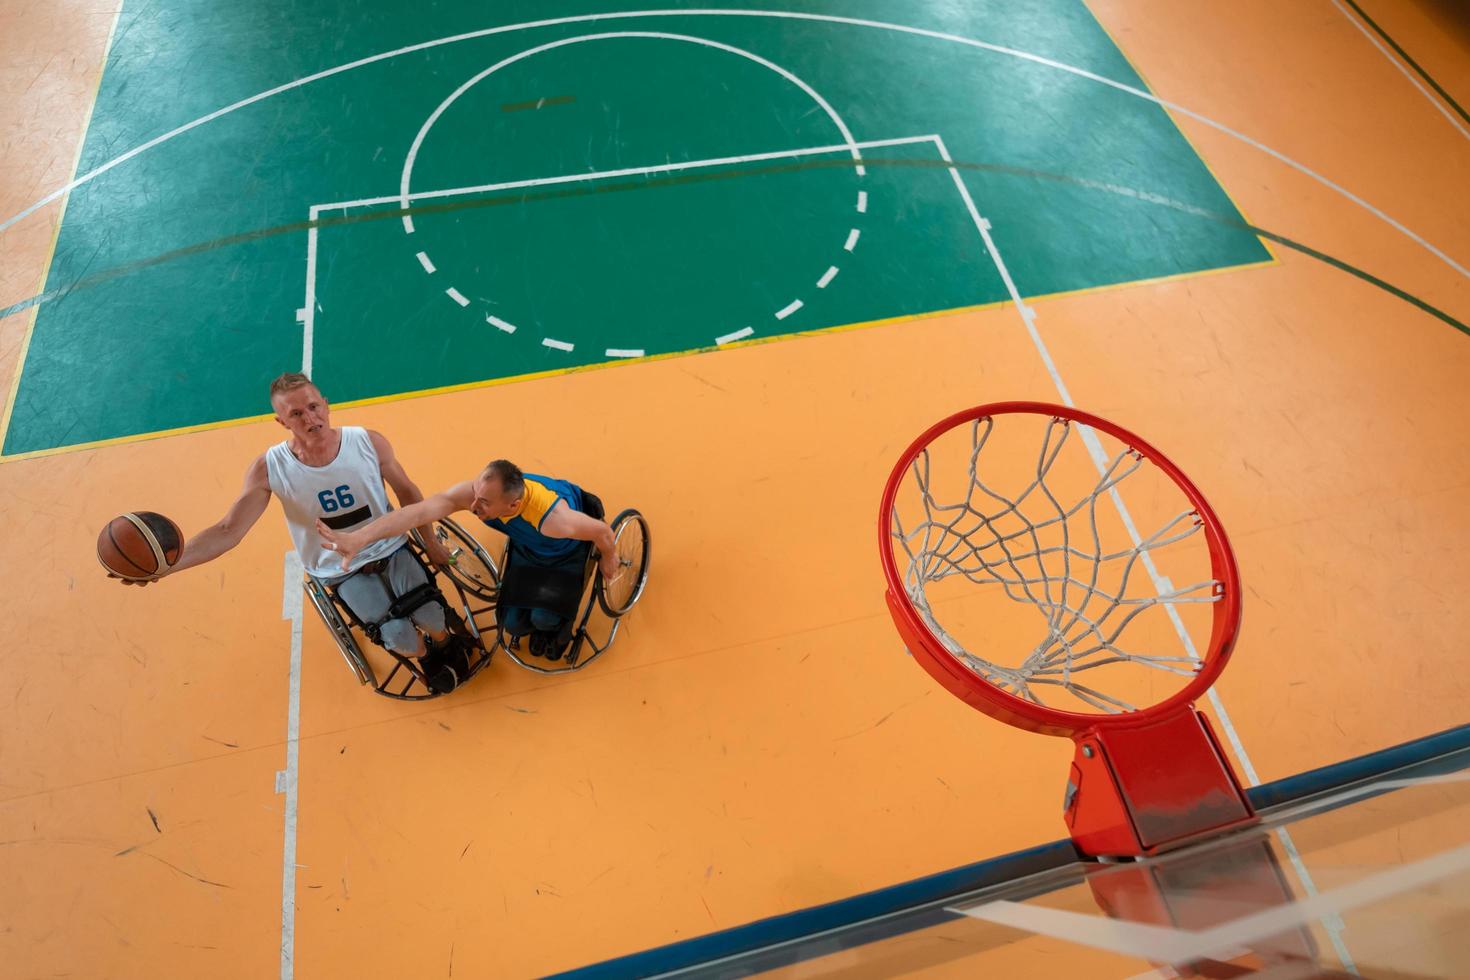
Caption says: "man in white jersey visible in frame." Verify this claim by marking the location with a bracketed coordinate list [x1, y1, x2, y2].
[116, 373, 464, 690]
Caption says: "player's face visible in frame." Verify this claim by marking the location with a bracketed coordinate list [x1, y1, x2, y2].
[470, 478, 521, 520]
[272, 386, 330, 440]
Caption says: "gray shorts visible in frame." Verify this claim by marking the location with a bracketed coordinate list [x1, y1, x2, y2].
[331, 546, 446, 655]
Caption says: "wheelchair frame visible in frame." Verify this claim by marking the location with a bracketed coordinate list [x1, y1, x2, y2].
[302, 518, 499, 701]
[303, 507, 651, 694]
[496, 508, 652, 675]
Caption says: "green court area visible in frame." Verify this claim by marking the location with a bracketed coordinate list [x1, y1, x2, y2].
[2, 1, 1270, 457]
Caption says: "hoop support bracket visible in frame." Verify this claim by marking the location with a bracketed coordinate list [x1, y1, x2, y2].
[1065, 707, 1256, 857]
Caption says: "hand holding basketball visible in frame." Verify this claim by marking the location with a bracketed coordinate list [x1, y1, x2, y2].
[98, 512, 183, 583]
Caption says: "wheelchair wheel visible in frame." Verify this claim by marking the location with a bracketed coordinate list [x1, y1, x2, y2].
[419, 518, 501, 602]
[304, 576, 373, 686]
[596, 509, 650, 618]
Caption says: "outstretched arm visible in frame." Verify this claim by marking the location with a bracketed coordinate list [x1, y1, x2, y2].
[118, 456, 273, 585]
[540, 504, 620, 581]
[317, 481, 473, 570]
[369, 430, 452, 567]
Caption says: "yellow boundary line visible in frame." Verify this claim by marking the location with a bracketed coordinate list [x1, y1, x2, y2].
[0, 2, 128, 459]
[0, 249, 1276, 464]
[1079, 0, 1279, 265]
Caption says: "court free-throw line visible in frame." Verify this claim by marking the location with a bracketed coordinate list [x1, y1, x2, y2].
[319, 135, 925, 212]
[321, 132, 900, 371]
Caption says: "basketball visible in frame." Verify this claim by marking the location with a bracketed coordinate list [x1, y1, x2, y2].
[97, 512, 183, 580]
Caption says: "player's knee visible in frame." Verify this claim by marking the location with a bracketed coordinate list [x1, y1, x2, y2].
[379, 619, 423, 655]
[412, 602, 446, 635]
[529, 607, 564, 632]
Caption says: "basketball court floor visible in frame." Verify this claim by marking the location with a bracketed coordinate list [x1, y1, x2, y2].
[1, 1, 1467, 976]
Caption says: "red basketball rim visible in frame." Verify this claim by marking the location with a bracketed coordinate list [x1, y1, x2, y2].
[879, 401, 1242, 737]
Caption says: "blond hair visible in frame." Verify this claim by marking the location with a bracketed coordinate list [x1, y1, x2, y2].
[268, 372, 318, 400]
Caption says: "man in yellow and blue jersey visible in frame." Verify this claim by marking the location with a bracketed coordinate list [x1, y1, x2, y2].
[316, 459, 618, 657]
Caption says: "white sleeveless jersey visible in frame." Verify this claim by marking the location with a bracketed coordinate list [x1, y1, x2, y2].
[264, 426, 408, 579]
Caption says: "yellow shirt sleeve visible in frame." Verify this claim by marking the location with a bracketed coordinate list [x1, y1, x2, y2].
[518, 479, 562, 529]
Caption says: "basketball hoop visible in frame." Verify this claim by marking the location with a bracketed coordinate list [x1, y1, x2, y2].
[879, 402, 1255, 857]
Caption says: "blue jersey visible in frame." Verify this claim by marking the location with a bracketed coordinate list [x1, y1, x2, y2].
[484, 474, 585, 565]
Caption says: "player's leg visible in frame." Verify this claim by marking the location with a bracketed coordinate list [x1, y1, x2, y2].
[529, 607, 565, 632]
[335, 565, 426, 658]
[502, 605, 532, 637]
[386, 547, 448, 642]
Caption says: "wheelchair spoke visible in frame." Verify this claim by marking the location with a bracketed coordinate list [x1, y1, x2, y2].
[428, 519, 501, 603]
[597, 510, 650, 618]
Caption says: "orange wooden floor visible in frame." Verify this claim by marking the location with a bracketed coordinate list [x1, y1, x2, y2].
[2, 2, 1468, 977]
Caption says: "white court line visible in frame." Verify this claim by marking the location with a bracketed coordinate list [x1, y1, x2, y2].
[931, 136, 1074, 404]
[317, 134, 931, 212]
[716, 326, 753, 345]
[955, 842, 1470, 966]
[933, 129, 1353, 968]
[4, 9, 1464, 281]
[301, 219, 318, 377]
[304, 135, 926, 374]
[775, 299, 803, 320]
[605, 347, 645, 357]
[856, 190, 868, 213]
[941, 132, 1260, 780]
[542, 337, 574, 351]
[445, 287, 469, 306]
[1330, 0, 1470, 141]
[817, 266, 839, 288]
[278, 550, 305, 980]
[415, 251, 436, 273]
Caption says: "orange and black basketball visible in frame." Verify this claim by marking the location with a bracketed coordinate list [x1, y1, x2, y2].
[97, 512, 183, 580]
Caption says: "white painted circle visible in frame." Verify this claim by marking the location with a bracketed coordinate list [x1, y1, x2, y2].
[399, 31, 868, 353]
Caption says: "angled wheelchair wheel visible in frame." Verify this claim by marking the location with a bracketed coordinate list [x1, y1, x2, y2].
[596, 509, 650, 618]
[422, 518, 501, 603]
[304, 576, 373, 687]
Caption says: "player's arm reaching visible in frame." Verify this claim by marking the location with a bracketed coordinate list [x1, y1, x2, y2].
[115, 456, 273, 586]
[368, 430, 453, 568]
[317, 481, 474, 570]
[540, 504, 620, 581]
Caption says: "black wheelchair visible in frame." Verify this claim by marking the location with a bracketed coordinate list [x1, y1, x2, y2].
[304, 501, 650, 698]
[486, 492, 651, 675]
[303, 518, 500, 701]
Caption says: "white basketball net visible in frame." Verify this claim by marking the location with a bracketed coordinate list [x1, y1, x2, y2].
[889, 415, 1221, 714]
